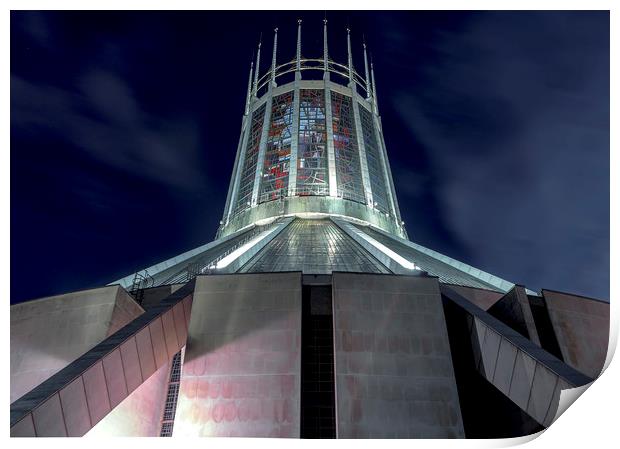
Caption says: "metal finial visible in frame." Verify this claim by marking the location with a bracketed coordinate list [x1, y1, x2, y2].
[252, 39, 261, 97]
[347, 27, 354, 85]
[323, 19, 329, 72]
[370, 56, 379, 113]
[271, 28, 278, 87]
[245, 61, 254, 115]
[363, 40, 371, 99]
[296, 19, 302, 73]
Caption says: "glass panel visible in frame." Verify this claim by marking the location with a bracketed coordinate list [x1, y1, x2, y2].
[359, 105, 390, 214]
[331, 91, 365, 204]
[159, 350, 183, 437]
[240, 219, 389, 274]
[259, 91, 294, 203]
[234, 103, 266, 214]
[297, 89, 329, 196]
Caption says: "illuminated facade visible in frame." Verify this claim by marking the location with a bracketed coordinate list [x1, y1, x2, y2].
[10, 20, 608, 439]
[220, 21, 405, 241]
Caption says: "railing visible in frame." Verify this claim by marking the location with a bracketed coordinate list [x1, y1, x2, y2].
[130, 270, 154, 305]
[255, 58, 369, 97]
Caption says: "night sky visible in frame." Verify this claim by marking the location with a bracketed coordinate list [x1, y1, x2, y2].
[10, 11, 609, 304]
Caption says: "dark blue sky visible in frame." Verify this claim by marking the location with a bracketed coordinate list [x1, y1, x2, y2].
[10, 11, 609, 303]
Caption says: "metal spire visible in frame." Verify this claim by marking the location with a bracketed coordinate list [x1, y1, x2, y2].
[370, 56, 379, 113]
[252, 38, 261, 97]
[245, 61, 254, 115]
[363, 39, 371, 99]
[296, 19, 302, 73]
[347, 28, 354, 86]
[323, 19, 329, 72]
[271, 27, 278, 88]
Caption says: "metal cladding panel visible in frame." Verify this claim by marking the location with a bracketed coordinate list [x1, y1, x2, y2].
[172, 302, 188, 348]
[149, 318, 169, 369]
[102, 348, 128, 408]
[543, 289, 609, 379]
[86, 361, 172, 437]
[82, 361, 111, 426]
[174, 273, 302, 437]
[526, 363, 558, 424]
[10, 414, 36, 437]
[32, 393, 67, 437]
[332, 273, 465, 438]
[509, 350, 537, 410]
[120, 337, 143, 393]
[162, 309, 180, 358]
[59, 376, 92, 437]
[135, 326, 157, 380]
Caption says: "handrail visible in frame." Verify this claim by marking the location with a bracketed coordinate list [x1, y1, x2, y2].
[255, 57, 369, 96]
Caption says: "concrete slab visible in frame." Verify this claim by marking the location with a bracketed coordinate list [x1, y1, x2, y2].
[10, 285, 143, 403]
[174, 273, 302, 438]
[544, 289, 609, 378]
[333, 273, 465, 438]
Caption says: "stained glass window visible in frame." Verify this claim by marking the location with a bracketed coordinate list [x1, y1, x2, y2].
[259, 92, 293, 203]
[359, 105, 390, 214]
[234, 103, 266, 214]
[331, 92, 365, 204]
[297, 89, 329, 196]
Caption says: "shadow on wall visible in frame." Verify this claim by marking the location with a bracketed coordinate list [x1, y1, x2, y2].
[175, 272, 302, 437]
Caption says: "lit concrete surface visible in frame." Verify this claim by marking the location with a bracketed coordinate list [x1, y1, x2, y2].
[543, 289, 610, 379]
[10, 283, 194, 437]
[86, 359, 171, 437]
[174, 272, 302, 437]
[332, 273, 465, 438]
[11, 285, 144, 403]
[441, 285, 592, 427]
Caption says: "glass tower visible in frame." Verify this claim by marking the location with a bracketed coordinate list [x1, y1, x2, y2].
[219, 22, 405, 241]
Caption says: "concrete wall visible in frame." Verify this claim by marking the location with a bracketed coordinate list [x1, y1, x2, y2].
[488, 286, 541, 346]
[11, 286, 193, 437]
[447, 284, 504, 311]
[441, 285, 592, 430]
[11, 285, 144, 403]
[85, 359, 171, 437]
[332, 273, 465, 438]
[174, 273, 302, 437]
[544, 289, 610, 378]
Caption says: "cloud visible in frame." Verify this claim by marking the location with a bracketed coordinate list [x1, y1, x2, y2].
[386, 12, 609, 298]
[11, 69, 207, 192]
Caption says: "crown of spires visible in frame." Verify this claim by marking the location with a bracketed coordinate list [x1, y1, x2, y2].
[247, 19, 378, 109]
